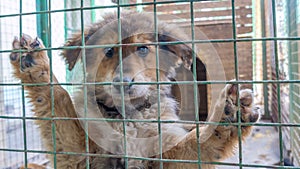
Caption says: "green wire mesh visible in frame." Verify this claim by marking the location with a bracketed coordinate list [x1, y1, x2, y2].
[0, 0, 299, 168]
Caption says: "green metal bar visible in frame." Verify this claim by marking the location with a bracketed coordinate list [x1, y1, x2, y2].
[37, 0, 57, 167]
[2, 114, 300, 127]
[189, 1, 201, 168]
[261, 0, 270, 119]
[64, 0, 72, 91]
[117, 0, 128, 168]
[3, 79, 300, 87]
[2, 147, 300, 169]
[271, 0, 284, 166]
[0, 114, 271, 124]
[0, 0, 298, 168]
[287, 0, 298, 165]
[64, 0, 68, 40]
[231, 1, 243, 168]
[152, 1, 163, 168]
[2, 144, 300, 169]
[79, 0, 90, 167]
[36, 0, 49, 49]
[0, 0, 195, 19]
[19, 1, 29, 168]
[4, 79, 300, 87]
[252, 0, 256, 91]
[3, 37, 300, 55]
[90, 0, 96, 23]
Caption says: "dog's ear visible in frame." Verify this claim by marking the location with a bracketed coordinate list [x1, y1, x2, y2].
[62, 25, 101, 71]
[62, 33, 85, 71]
[158, 34, 193, 69]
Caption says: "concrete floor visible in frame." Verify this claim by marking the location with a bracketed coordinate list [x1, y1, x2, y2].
[219, 120, 280, 169]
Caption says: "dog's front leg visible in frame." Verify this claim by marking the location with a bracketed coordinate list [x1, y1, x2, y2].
[162, 105, 225, 169]
[10, 35, 89, 168]
[163, 84, 260, 169]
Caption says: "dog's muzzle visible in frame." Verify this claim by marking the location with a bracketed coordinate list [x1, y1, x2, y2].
[113, 76, 133, 92]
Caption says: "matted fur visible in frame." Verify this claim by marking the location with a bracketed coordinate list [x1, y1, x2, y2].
[10, 12, 260, 169]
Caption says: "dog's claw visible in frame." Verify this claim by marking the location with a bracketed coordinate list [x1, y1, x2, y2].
[21, 33, 32, 45]
[12, 37, 21, 49]
[30, 37, 41, 49]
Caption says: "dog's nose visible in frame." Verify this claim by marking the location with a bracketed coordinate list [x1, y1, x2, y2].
[113, 76, 133, 92]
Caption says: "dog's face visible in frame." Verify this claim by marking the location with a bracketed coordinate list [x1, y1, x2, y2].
[63, 12, 195, 113]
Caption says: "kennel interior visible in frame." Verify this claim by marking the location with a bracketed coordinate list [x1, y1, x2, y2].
[0, 0, 299, 168]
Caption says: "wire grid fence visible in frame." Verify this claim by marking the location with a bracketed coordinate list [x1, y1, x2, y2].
[0, 1, 47, 168]
[0, 0, 299, 168]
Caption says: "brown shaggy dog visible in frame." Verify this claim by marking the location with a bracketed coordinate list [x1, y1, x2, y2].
[10, 12, 260, 169]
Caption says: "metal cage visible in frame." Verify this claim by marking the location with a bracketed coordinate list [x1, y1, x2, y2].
[0, 0, 299, 168]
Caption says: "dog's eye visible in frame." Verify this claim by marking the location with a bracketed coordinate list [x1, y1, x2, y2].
[137, 46, 149, 57]
[104, 47, 114, 58]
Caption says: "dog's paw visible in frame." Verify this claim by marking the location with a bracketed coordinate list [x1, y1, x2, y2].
[239, 89, 261, 123]
[10, 34, 50, 83]
[222, 83, 260, 123]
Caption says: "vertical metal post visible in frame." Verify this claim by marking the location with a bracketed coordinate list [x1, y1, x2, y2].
[19, 1, 29, 168]
[260, 0, 270, 119]
[231, 1, 243, 168]
[90, 0, 96, 23]
[0, 19, 5, 167]
[288, 0, 298, 165]
[252, 0, 256, 85]
[79, 0, 90, 168]
[288, 1, 298, 110]
[117, 0, 128, 168]
[152, 1, 163, 168]
[271, 0, 284, 166]
[188, 1, 201, 168]
[64, 0, 68, 41]
[36, 0, 49, 48]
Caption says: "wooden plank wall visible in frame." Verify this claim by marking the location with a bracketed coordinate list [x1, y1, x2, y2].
[131, 0, 253, 35]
